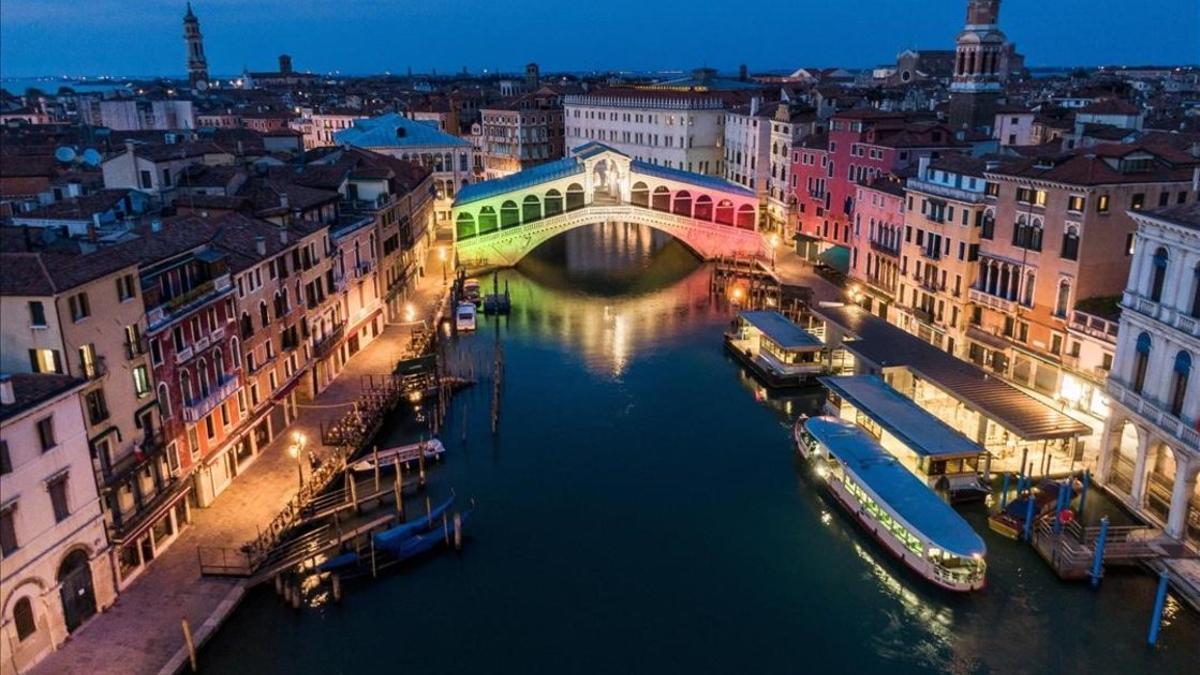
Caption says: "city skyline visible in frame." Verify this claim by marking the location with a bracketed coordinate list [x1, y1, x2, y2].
[1, 0, 1197, 79]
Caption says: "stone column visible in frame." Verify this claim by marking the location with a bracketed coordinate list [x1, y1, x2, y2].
[1131, 431, 1153, 506]
[1096, 415, 1119, 483]
[1165, 453, 1199, 539]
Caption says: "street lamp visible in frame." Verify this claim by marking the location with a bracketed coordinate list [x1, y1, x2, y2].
[289, 431, 307, 490]
[769, 233, 781, 270]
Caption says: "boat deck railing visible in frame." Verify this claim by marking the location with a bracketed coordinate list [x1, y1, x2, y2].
[1032, 519, 1162, 580]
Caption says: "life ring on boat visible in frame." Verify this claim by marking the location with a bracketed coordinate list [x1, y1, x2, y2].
[1058, 509, 1074, 524]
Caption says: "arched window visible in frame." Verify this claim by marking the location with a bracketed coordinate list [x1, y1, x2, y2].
[694, 195, 714, 220]
[274, 291, 287, 320]
[455, 212, 476, 240]
[1055, 280, 1071, 318]
[197, 359, 210, 398]
[258, 301, 269, 328]
[477, 206, 498, 234]
[981, 209, 995, 239]
[735, 204, 756, 230]
[1191, 264, 1200, 319]
[1029, 219, 1043, 251]
[1023, 271, 1035, 306]
[1171, 351, 1192, 416]
[1012, 216, 1028, 247]
[630, 182, 649, 208]
[672, 190, 692, 217]
[1133, 332, 1152, 394]
[651, 186, 671, 212]
[158, 383, 172, 418]
[522, 195, 541, 223]
[181, 370, 193, 405]
[544, 189, 564, 216]
[13, 597, 35, 641]
[565, 183, 585, 211]
[1061, 225, 1080, 260]
[499, 200, 520, 228]
[240, 312, 253, 340]
[214, 347, 224, 375]
[715, 199, 735, 226]
[1150, 247, 1169, 302]
[230, 337, 241, 368]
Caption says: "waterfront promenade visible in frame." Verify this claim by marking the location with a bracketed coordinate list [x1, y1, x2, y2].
[31, 269, 449, 675]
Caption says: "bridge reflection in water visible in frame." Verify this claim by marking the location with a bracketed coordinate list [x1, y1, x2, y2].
[469, 221, 720, 377]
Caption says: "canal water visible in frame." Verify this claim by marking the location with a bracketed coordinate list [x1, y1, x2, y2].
[203, 223, 1199, 674]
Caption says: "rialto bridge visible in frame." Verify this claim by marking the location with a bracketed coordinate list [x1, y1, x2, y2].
[452, 143, 767, 269]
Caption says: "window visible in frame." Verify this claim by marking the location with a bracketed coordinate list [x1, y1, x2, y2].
[84, 389, 110, 425]
[1171, 351, 1192, 417]
[36, 416, 56, 451]
[205, 414, 216, 440]
[28, 301, 46, 327]
[1133, 332, 1152, 394]
[1150, 247, 1169, 302]
[150, 338, 163, 365]
[1067, 195, 1085, 212]
[0, 505, 16, 556]
[1055, 281, 1071, 318]
[68, 292, 91, 321]
[1061, 226, 1080, 261]
[1130, 193, 1145, 210]
[0, 440, 10, 475]
[158, 383, 172, 419]
[48, 475, 70, 522]
[139, 170, 152, 189]
[1097, 194, 1110, 213]
[116, 274, 137, 301]
[132, 365, 151, 399]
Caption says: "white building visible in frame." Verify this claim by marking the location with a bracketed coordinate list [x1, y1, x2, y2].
[98, 99, 195, 131]
[291, 109, 369, 150]
[1101, 203, 1200, 547]
[722, 98, 771, 197]
[1, 373, 117, 675]
[564, 74, 760, 176]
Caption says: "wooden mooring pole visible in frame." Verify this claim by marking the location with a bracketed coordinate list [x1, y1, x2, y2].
[181, 618, 198, 672]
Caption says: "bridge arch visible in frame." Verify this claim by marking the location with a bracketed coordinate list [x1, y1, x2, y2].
[456, 212, 475, 239]
[673, 190, 692, 217]
[566, 183, 585, 211]
[500, 200, 520, 229]
[545, 189, 564, 216]
[631, 182, 649, 208]
[478, 206, 498, 235]
[651, 186, 670, 212]
[694, 194, 713, 221]
[523, 195, 541, 223]
[715, 199, 735, 226]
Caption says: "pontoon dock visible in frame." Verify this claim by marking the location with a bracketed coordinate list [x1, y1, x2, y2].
[725, 310, 826, 388]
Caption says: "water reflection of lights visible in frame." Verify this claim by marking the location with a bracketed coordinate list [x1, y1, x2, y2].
[850, 541, 955, 645]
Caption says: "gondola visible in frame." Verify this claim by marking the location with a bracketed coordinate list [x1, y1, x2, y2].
[349, 439, 445, 473]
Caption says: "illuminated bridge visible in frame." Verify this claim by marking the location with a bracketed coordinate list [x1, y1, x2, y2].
[452, 143, 767, 269]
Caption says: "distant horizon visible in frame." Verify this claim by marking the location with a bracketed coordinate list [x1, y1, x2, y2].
[1, 0, 1196, 80]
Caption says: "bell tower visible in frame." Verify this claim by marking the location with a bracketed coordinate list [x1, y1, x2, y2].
[183, 3, 209, 90]
[948, 0, 1009, 132]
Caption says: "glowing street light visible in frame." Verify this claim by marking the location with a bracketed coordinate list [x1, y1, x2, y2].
[769, 233, 781, 270]
[288, 431, 307, 490]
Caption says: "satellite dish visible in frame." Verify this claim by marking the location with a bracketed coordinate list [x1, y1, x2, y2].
[82, 148, 102, 166]
[54, 146, 77, 163]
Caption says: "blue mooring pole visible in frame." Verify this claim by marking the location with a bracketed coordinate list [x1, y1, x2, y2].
[1053, 481, 1066, 534]
[1023, 489, 1036, 541]
[1078, 469, 1090, 521]
[1000, 472, 1011, 510]
[1148, 570, 1170, 645]
[1090, 516, 1110, 589]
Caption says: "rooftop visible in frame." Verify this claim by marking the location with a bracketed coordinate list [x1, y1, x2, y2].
[0, 373, 84, 423]
[739, 311, 823, 350]
[804, 416, 986, 558]
[334, 112, 470, 149]
[819, 375, 984, 458]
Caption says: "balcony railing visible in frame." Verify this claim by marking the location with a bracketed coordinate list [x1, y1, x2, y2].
[919, 246, 941, 261]
[124, 338, 147, 360]
[1068, 310, 1120, 344]
[82, 356, 107, 381]
[1108, 379, 1200, 451]
[146, 273, 233, 330]
[905, 177, 987, 204]
[869, 239, 900, 257]
[1124, 290, 1200, 340]
[311, 321, 346, 359]
[182, 374, 240, 423]
[175, 345, 194, 364]
[912, 307, 935, 324]
[969, 287, 1015, 314]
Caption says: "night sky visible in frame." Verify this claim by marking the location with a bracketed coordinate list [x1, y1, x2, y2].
[1, 0, 1196, 78]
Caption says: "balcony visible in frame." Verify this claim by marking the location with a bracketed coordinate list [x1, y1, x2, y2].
[174, 345, 194, 364]
[919, 246, 941, 261]
[182, 374, 240, 423]
[1108, 379, 1200, 451]
[82, 356, 107, 381]
[311, 321, 346, 359]
[353, 260, 374, 279]
[905, 177, 987, 204]
[124, 337, 147, 360]
[146, 273, 233, 331]
[912, 307, 935, 324]
[969, 287, 1015, 314]
[1124, 291, 1200, 341]
[1068, 310, 1120, 345]
[869, 239, 900, 257]
[918, 276, 945, 294]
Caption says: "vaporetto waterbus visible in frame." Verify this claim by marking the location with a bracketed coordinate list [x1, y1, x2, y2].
[796, 415, 987, 592]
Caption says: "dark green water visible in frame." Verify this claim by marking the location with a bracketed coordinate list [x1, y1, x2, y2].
[203, 223, 1199, 674]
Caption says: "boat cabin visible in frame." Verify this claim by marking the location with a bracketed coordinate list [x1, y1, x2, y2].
[820, 375, 991, 501]
[726, 310, 826, 388]
[802, 416, 987, 591]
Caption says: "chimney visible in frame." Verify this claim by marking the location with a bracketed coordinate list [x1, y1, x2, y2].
[236, 140, 244, 156]
[279, 192, 289, 209]
[124, 139, 136, 156]
[750, 96, 762, 117]
[151, 218, 162, 232]
[739, 64, 748, 82]
[1193, 166, 1199, 193]
[0, 374, 13, 406]
[279, 228, 289, 245]
[255, 235, 267, 256]
[918, 155, 931, 179]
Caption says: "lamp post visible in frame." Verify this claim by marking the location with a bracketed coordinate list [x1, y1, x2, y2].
[769, 233, 781, 270]
[289, 431, 307, 491]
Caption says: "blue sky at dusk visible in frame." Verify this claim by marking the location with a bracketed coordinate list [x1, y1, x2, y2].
[1, 0, 1197, 78]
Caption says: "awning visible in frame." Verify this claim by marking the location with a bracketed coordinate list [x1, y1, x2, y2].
[738, 311, 823, 350]
[817, 245, 851, 273]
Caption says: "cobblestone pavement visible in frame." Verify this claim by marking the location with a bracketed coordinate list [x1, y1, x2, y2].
[32, 263, 450, 675]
